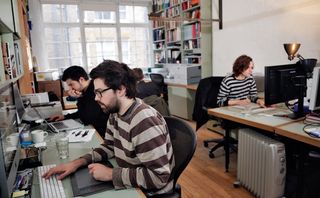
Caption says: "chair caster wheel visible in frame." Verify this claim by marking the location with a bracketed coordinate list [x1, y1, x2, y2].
[233, 181, 241, 188]
[204, 142, 208, 147]
[209, 153, 215, 158]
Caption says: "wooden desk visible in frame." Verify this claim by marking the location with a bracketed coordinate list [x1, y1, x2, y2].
[31, 128, 144, 198]
[207, 106, 296, 171]
[275, 121, 320, 148]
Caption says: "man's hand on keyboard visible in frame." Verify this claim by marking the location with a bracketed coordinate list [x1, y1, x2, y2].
[42, 159, 86, 180]
[88, 163, 113, 181]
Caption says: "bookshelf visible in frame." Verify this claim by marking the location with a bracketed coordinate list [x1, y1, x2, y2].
[151, 0, 212, 120]
[0, 0, 33, 93]
[151, 0, 212, 80]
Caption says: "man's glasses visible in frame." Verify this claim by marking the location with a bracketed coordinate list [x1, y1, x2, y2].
[94, 87, 112, 98]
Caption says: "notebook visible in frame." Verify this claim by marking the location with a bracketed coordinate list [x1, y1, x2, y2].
[48, 119, 83, 133]
[70, 161, 114, 196]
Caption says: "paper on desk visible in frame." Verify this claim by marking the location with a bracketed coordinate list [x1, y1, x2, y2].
[66, 129, 95, 143]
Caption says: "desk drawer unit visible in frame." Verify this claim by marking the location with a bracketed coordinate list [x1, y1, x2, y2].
[237, 128, 286, 198]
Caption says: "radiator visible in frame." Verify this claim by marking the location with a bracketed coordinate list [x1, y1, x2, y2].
[237, 128, 286, 198]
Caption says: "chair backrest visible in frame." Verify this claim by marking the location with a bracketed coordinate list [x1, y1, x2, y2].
[164, 116, 197, 188]
[150, 73, 165, 90]
[192, 76, 224, 130]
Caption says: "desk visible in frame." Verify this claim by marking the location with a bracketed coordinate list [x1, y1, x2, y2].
[31, 130, 144, 198]
[207, 106, 297, 172]
[275, 121, 320, 148]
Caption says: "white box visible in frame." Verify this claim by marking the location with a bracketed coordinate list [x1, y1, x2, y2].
[35, 70, 59, 81]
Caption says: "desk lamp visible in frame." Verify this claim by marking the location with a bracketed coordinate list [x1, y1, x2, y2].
[283, 43, 318, 119]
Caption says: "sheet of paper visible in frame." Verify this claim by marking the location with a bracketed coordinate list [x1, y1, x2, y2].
[67, 129, 95, 143]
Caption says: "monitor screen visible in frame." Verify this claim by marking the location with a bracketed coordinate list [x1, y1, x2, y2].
[265, 64, 300, 106]
[12, 83, 25, 124]
[309, 66, 320, 111]
[0, 83, 21, 198]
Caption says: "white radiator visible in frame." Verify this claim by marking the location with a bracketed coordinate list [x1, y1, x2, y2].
[237, 128, 286, 198]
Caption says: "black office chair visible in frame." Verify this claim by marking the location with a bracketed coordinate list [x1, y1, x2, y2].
[192, 76, 237, 158]
[151, 116, 196, 198]
[149, 73, 168, 102]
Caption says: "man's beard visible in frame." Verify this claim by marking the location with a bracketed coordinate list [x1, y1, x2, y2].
[98, 99, 120, 114]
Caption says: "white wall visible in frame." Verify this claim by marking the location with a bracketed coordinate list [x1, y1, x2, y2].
[212, 0, 320, 76]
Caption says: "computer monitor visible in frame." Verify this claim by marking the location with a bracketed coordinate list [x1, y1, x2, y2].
[309, 66, 320, 111]
[12, 83, 25, 125]
[0, 83, 21, 198]
[265, 63, 307, 119]
[265, 64, 300, 105]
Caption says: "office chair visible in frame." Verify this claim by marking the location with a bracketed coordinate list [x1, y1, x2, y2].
[151, 116, 196, 198]
[192, 76, 237, 158]
[149, 73, 168, 102]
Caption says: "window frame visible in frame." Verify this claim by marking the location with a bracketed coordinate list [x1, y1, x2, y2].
[40, 0, 152, 71]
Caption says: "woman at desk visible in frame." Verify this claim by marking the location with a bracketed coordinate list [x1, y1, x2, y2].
[217, 55, 265, 107]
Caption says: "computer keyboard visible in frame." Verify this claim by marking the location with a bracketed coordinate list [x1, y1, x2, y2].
[37, 164, 66, 198]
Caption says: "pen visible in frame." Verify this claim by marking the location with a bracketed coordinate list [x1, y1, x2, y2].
[75, 131, 82, 136]
[92, 147, 95, 163]
[81, 130, 89, 137]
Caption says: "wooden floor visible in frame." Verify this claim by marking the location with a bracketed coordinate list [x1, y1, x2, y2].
[178, 120, 254, 198]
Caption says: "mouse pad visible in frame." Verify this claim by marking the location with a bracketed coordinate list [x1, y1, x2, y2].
[70, 161, 114, 196]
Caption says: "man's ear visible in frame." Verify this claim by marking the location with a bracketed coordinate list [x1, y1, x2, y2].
[117, 85, 126, 97]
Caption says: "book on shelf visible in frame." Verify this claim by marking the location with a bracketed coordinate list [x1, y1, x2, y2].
[1, 42, 12, 80]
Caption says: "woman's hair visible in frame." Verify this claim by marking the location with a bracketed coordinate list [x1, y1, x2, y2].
[232, 55, 253, 76]
[132, 68, 144, 81]
[89, 60, 136, 98]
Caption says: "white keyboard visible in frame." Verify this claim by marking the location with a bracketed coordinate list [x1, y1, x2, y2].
[37, 164, 66, 198]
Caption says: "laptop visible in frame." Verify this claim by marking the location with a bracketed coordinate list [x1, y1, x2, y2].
[48, 119, 83, 133]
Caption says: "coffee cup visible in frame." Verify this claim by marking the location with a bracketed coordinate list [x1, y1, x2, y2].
[6, 133, 19, 146]
[31, 130, 48, 143]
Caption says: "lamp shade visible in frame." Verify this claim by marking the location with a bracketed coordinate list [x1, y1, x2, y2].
[284, 43, 301, 60]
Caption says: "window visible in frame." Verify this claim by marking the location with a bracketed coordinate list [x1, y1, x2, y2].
[42, 4, 82, 70]
[41, 2, 151, 71]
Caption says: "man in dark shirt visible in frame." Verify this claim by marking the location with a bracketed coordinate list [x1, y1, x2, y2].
[132, 68, 161, 99]
[49, 66, 109, 136]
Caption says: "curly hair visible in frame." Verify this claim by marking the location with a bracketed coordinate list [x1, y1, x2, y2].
[89, 60, 136, 99]
[232, 55, 253, 77]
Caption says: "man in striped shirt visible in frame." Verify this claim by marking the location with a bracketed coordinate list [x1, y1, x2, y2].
[43, 60, 174, 196]
[217, 55, 265, 107]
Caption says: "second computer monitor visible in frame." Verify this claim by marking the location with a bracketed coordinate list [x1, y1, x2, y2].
[265, 64, 300, 106]
[309, 66, 320, 111]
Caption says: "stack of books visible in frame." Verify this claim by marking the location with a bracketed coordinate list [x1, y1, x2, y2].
[305, 113, 320, 124]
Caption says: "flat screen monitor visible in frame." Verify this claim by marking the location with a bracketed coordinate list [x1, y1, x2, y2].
[12, 83, 25, 124]
[265, 64, 300, 106]
[309, 66, 320, 111]
[0, 83, 21, 198]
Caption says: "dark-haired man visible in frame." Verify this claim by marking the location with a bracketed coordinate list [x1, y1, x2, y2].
[49, 66, 109, 136]
[44, 60, 174, 196]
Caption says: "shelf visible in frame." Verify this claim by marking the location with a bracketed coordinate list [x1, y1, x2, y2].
[183, 37, 200, 41]
[183, 48, 201, 53]
[167, 40, 181, 45]
[182, 20, 200, 26]
[0, 19, 14, 34]
[153, 26, 165, 30]
[153, 48, 164, 51]
[153, 39, 165, 43]
[183, 5, 200, 13]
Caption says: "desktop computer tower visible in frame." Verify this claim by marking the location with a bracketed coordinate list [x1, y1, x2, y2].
[237, 128, 286, 198]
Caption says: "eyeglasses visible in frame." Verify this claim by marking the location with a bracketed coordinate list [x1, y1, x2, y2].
[94, 87, 112, 98]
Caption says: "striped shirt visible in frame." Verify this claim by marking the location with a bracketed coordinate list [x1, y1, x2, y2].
[81, 98, 174, 196]
[217, 75, 258, 106]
